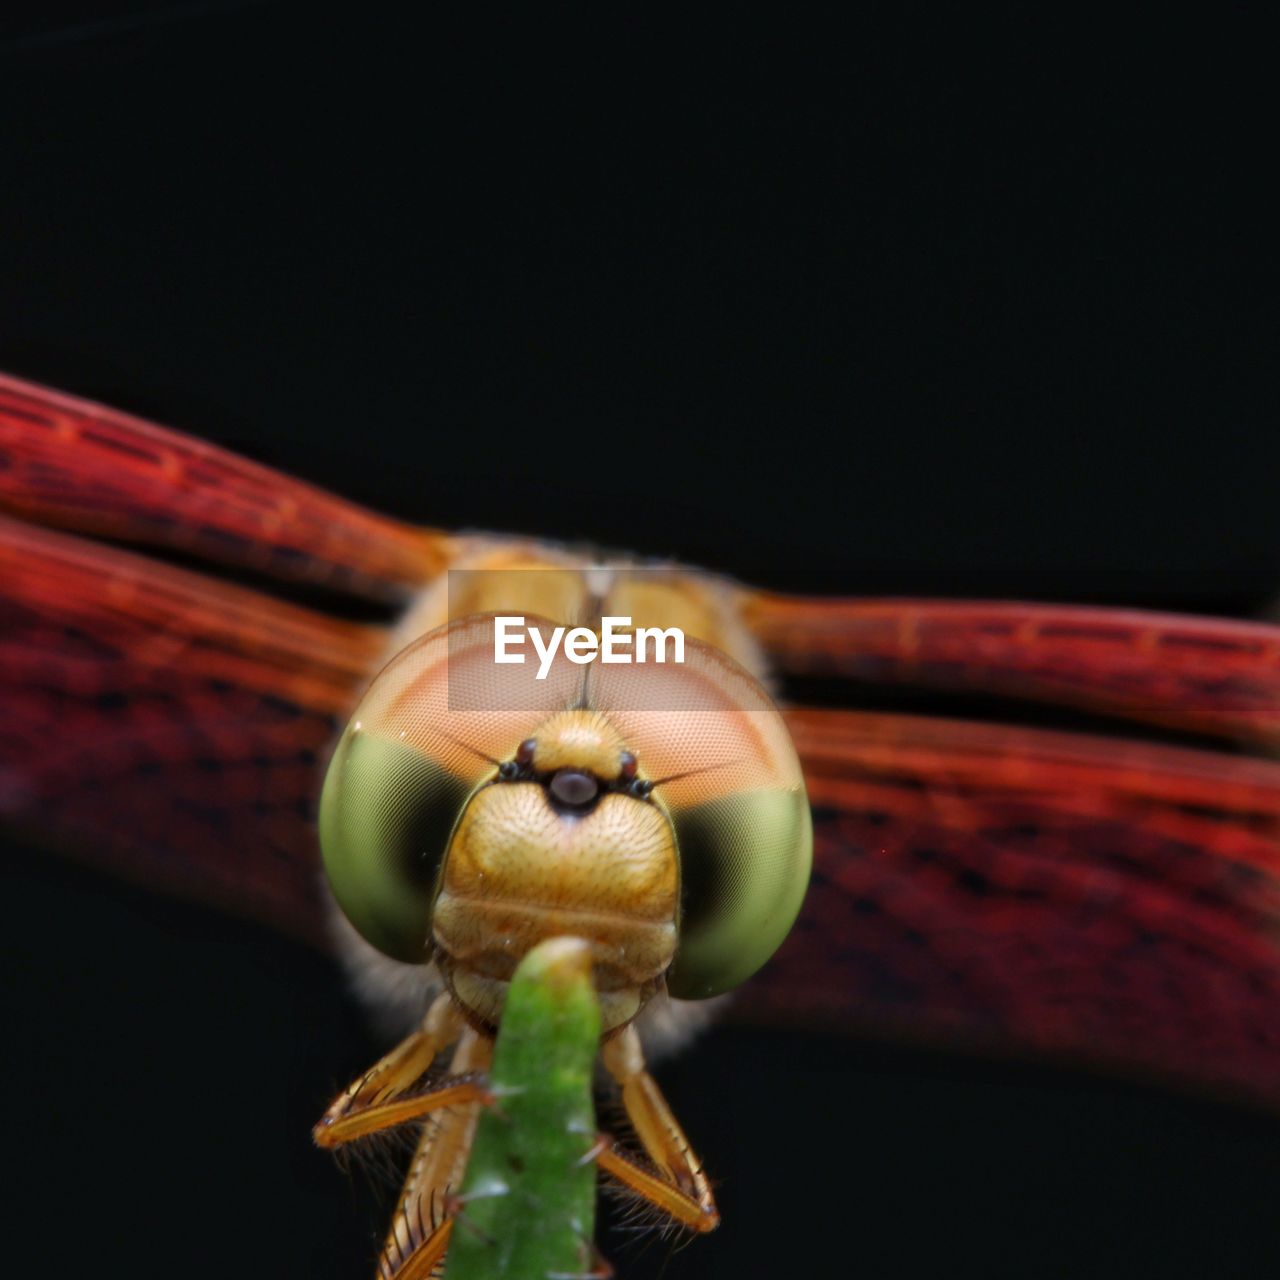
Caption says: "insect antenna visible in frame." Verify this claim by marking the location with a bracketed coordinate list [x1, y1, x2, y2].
[572, 649, 595, 711]
[647, 759, 741, 788]
[434, 728, 503, 768]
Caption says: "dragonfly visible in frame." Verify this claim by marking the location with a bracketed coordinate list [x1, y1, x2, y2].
[4, 371, 1280, 1275]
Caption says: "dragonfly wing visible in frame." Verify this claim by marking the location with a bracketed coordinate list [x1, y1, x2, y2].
[742, 593, 1280, 744]
[7, 371, 1280, 1107]
[747, 706, 1280, 1106]
[0, 514, 389, 944]
[0, 371, 450, 601]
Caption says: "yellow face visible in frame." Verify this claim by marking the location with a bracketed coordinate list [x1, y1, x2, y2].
[433, 708, 680, 1033]
[319, 613, 812, 1032]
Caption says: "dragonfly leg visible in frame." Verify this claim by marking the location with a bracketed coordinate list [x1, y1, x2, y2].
[377, 1029, 493, 1279]
[377, 1207, 452, 1280]
[598, 1026, 719, 1233]
[314, 993, 489, 1148]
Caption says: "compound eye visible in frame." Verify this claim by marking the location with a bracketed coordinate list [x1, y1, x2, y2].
[318, 614, 583, 964]
[549, 768, 599, 808]
[586, 638, 812, 1001]
[319, 723, 472, 963]
[665, 787, 811, 999]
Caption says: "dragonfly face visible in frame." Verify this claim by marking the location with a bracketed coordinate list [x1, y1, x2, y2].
[428, 704, 683, 1035]
[319, 607, 812, 1032]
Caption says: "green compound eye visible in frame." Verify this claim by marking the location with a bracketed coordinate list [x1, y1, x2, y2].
[665, 788, 813, 1000]
[562, 634, 814, 1002]
[318, 615, 590, 964]
[319, 728, 472, 963]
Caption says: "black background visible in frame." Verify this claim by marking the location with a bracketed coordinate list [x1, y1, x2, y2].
[2, 6, 1278, 1278]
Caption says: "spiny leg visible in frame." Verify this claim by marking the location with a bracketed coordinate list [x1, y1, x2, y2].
[378, 1028, 493, 1280]
[314, 994, 488, 1149]
[599, 1025, 719, 1233]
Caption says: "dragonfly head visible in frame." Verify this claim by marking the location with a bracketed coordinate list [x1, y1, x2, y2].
[318, 613, 813, 1033]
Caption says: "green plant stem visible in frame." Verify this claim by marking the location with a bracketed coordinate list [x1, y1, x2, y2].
[443, 937, 601, 1280]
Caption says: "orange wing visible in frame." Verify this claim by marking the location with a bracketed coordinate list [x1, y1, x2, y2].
[0, 513, 389, 945]
[0, 371, 450, 601]
[742, 592, 1280, 744]
[756, 707, 1280, 1106]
